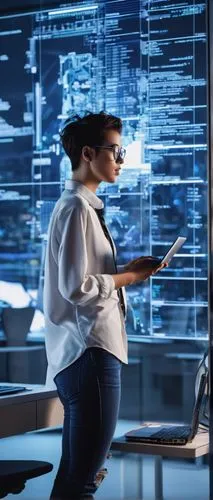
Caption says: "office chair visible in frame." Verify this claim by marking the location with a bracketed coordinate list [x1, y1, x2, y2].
[0, 460, 53, 498]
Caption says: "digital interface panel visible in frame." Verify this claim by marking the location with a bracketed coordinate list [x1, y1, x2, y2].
[0, 0, 208, 339]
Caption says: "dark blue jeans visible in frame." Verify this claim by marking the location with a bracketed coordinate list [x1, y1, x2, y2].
[50, 347, 122, 499]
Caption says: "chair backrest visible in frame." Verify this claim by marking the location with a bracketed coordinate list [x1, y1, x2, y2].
[2, 307, 35, 346]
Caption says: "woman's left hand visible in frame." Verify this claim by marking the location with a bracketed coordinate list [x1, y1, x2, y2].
[124, 256, 168, 275]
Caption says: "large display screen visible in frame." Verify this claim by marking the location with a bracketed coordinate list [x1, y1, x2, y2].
[0, 0, 208, 340]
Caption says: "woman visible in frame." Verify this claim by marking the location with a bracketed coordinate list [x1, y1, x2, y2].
[43, 111, 165, 499]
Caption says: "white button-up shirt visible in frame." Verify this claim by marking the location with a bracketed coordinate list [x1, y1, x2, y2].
[44, 180, 128, 384]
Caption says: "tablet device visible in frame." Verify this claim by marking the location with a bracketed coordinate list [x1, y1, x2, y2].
[160, 236, 186, 264]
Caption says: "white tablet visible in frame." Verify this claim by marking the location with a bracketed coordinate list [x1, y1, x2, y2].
[160, 237, 187, 264]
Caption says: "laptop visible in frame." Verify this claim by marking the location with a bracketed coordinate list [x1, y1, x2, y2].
[125, 372, 207, 445]
[0, 385, 28, 396]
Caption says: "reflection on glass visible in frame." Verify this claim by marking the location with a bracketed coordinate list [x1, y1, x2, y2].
[0, 0, 208, 341]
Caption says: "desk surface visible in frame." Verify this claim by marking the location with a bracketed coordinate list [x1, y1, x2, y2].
[0, 384, 57, 406]
[111, 427, 209, 459]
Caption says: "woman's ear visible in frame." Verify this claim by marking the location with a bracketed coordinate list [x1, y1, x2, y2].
[82, 146, 93, 161]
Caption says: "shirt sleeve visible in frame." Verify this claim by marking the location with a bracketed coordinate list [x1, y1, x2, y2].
[57, 201, 115, 306]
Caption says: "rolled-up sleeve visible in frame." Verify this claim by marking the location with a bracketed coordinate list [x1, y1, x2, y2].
[57, 201, 115, 306]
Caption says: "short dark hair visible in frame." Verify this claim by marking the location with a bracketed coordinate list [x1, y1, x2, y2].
[60, 111, 122, 171]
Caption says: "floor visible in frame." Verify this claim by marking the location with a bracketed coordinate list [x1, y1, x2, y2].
[0, 420, 209, 500]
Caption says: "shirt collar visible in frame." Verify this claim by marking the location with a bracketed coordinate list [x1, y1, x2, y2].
[65, 179, 103, 209]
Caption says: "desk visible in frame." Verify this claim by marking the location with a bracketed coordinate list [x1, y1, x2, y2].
[0, 385, 63, 438]
[111, 427, 209, 500]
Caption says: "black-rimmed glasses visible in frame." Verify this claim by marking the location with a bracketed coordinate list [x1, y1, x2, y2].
[94, 144, 126, 163]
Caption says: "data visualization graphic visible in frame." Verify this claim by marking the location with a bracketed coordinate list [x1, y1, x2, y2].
[0, 0, 208, 339]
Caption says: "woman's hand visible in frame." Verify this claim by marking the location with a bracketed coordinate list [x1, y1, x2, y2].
[124, 256, 168, 282]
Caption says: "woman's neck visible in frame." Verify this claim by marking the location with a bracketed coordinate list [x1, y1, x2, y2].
[72, 173, 100, 193]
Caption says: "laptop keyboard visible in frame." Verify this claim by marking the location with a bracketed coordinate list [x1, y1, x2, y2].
[0, 385, 27, 396]
[151, 425, 191, 439]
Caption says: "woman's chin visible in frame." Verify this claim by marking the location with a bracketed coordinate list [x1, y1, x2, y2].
[101, 173, 118, 183]
[107, 174, 117, 183]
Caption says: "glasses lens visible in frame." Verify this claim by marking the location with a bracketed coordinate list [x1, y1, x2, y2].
[115, 147, 126, 162]
[120, 147, 126, 160]
[112, 146, 126, 162]
[112, 145, 120, 161]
